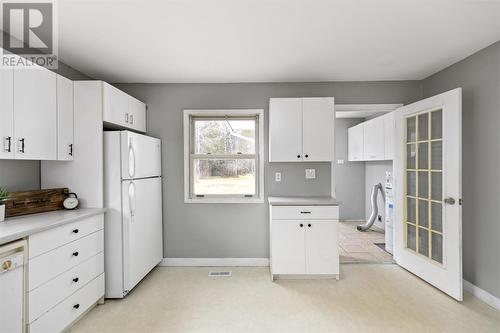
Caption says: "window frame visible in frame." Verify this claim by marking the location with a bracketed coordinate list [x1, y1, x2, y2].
[183, 109, 264, 203]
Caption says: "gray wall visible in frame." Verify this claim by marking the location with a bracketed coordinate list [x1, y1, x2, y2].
[0, 62, 92, 192]
[335, 118, 365, 220]
[422, 41, 500, 298]
[117, 81, 421, 258]
[365, 161, 393, 228]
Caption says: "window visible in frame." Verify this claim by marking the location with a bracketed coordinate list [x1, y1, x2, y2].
[184, 109, 264, 203]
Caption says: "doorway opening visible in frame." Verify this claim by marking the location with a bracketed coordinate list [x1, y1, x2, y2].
[339, 173, 395, 264]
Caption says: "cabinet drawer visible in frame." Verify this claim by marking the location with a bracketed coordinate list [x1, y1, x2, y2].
[29, 252, 104, 323]
[29, 274, 104, 333]
[29, 230, 104, 291]
[271, 206, 339, 220]
[29, 215, 104, 259]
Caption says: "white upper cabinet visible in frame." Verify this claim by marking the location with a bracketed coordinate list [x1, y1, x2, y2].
[302, 98, 335, 161]
[0, 69, 14, 159]
[103, 82, 129, 128]
[363, 116, 385, 161]
[128, 97, 146, 133]
[269, 98, 303, 162]
[56, 75, 74, 161]
[269, 97, 334, 162]
[348, 123, 364, 161]
[102, 82, 146, 133]
[347, 111, 396, 161]
[383, 111, 395, 160]
[13, 67, 57, 160]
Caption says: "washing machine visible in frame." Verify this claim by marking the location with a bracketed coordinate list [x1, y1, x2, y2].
[384, 171, 394, 254]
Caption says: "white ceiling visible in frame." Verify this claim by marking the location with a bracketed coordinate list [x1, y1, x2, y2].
[58, 0, 500, 83]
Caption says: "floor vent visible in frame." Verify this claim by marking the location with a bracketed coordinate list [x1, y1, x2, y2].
[208, 271, 232, 277]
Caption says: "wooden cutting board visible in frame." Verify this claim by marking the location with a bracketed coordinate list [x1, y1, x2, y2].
[5, 188, 70, 218]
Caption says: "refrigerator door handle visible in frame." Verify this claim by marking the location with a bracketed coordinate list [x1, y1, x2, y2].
[128, 181, 136, 217]
[128, 138, 136, 178]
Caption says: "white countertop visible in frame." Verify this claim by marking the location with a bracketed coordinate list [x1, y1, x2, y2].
[0, 208, 106, 245]
[268, 196, 341, 206]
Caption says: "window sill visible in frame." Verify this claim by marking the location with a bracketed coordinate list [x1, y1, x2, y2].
[184, 197, 264, 204]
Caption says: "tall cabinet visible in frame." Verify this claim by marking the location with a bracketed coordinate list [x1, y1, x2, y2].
[269, 97, 334, 162]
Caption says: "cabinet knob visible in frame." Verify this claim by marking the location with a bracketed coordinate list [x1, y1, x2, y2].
[125, 113, 129, 123]
[73, 277, 79, 283]
[297, 155, 301, 158]
[69, 144, 73, 156]
[73, 304, 80, 310]
[72, 229, 79, 234]
[308, 224, 312, 227]
[305, 154, 309, 158]
[299, 223, 303, 227]
[72, 251, 79, 257]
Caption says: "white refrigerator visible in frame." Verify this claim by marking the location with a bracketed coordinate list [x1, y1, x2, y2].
[104, 131, 163, 298]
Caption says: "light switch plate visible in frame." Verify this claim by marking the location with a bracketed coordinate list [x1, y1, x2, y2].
[275, 172, 281, 182]
[305, 169, 316, 179]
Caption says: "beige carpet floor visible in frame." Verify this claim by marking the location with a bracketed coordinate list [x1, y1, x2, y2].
[70, 265, 500, 333]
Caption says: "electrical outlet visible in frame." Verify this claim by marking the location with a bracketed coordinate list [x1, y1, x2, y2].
[305, 169, 316, 179]
[337, 159, 345, 165]
[275, 172, 281, 182]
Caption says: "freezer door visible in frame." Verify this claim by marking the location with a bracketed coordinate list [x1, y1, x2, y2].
[122, 177, 163, 294]
[121, 131, 161, 180]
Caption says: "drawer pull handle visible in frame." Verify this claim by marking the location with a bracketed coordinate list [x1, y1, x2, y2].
[308, 224, 312, 227]
[72, 229, 79, 234]
[72, 251, 79, 257]
[73, 304, 80, 310]
[73, 277, 79, 283]
[299, 223, 303, 227]
[300, 211, 311, 214]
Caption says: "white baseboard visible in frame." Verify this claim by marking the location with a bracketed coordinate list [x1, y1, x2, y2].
[160, 258, 270, 267]
[464, 280, 500, 311]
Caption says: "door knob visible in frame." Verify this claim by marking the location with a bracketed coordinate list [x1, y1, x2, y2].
[443, 197, 456, 205]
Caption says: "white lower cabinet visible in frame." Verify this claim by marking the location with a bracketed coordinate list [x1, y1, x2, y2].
[29, 274, 104, 333]
[27, 214, 105, 333]
[270, 205, 339, 279]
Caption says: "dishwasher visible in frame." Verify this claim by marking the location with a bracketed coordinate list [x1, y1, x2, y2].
[0, 240, 27, 333]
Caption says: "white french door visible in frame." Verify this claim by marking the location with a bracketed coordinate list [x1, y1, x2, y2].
[394, 88, 462, 301]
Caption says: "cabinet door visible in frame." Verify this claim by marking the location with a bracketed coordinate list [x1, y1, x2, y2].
[269, 98, 303, 162]
[128, 97, 146, 133]
[383, 112, 395, 160]
[305, 220, 339, 274]
[102, 82, 129, 127]
[271, 220, 306, 274]
[302, 97, 334, 161]
[363, 116, 385, 160]
[14, 67, 57, 160]
[56, 75, 74, 160]
[0, 69, 14, 159]
[348, 124, 364, 161]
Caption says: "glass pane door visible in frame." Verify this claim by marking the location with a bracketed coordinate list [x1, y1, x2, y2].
[404, 109, 443, 264]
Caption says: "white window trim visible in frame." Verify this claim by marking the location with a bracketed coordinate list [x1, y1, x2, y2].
[183, 109, 265, 204]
